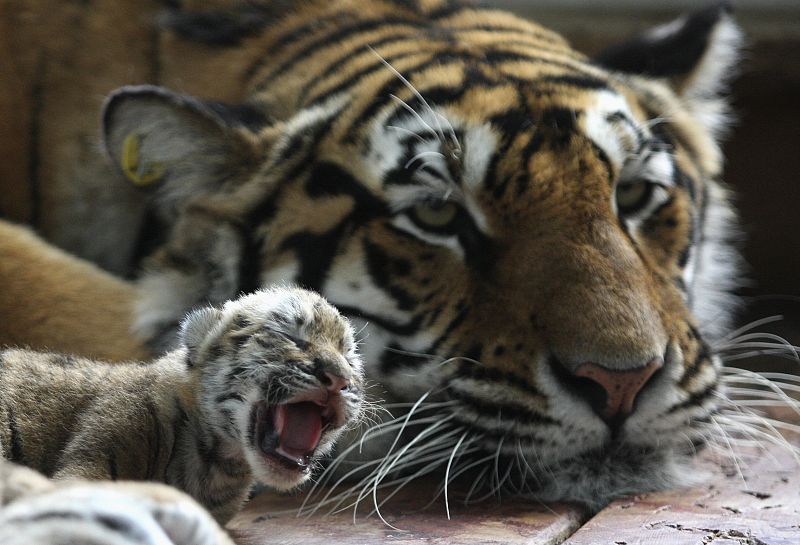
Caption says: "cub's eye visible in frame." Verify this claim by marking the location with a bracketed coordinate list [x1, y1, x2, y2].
[615, 180, 654, 216]
[409, 201, 461, 232]
[265, 328, 309, 350]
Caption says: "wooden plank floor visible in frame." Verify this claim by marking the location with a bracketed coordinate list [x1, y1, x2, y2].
[562, 449, 800, 545]
[228, 484, 587, 545]
[228, 419, 799, 544]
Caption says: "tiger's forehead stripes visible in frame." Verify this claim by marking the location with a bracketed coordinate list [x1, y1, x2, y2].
[356, 53, 662, 201]
[342, 61, 468, 144]
[300, 35, 448, 105]
[249, 3, 514, 97]
[294, 23, 581, 106]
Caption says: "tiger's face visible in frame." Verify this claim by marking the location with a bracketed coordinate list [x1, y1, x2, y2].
[103, 2, 742, 506]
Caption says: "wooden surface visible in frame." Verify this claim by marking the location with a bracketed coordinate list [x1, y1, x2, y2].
[228, 484, 586, 545]
[229, 429, 799, 544]
[563, 449, 800, 545]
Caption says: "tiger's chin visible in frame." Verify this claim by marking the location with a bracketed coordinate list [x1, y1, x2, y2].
[530, 444, 705, 511]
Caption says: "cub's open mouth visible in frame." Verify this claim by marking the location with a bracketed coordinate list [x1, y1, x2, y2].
[253, 401, 333, 471]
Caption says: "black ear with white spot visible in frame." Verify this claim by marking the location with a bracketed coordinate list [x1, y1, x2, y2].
[594, 2, 742, 136]
[180, 307, 224, 366]
[102, 85, 265, 215]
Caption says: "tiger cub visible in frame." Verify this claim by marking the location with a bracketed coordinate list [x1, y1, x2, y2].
[0, 287, 364, 524]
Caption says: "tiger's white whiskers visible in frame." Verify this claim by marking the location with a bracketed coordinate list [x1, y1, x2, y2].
[444, 431, 471, 520]
[370, 46, 461, 155]
[386, 124, 428, 144]
[369, 46, 462, 153]
[389, 93, 442, 143]
[369, 416, 456, 529]
[709, 415, 747, 485]
[717, 315, 785, 343]
[404, 151, 446, 171]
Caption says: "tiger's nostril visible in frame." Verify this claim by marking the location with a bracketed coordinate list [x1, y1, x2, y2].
[573, 357, 664, 422]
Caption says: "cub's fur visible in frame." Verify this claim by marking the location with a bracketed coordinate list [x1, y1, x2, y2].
[0, 288, 364, 524]
[0, 460, 234, 545]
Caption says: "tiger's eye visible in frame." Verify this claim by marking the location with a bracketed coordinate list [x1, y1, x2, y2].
[615, 181, 651, 213]
[412, 202, 459, 229]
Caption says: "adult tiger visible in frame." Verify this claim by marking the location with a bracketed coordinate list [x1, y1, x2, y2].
[94, 0, 749, 508]
[5, 0, 754, 512]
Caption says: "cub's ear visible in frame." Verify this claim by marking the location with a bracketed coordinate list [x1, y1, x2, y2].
[180, 307, 224, 366]
[594, 2, 743, 135]
[102, 85, 265, 213]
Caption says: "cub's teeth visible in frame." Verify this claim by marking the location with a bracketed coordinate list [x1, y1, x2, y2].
[272, 404, 287, 436]
[276, 446, 306, 466]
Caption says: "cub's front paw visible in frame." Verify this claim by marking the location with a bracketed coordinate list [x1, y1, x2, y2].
[181, 287, 365, 491]
[0, 479, 233, 545]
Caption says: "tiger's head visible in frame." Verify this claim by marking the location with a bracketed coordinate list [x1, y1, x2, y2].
[102, 2, 743, 507]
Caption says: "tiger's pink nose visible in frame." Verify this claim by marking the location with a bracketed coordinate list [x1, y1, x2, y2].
[574, 358, 663, 421]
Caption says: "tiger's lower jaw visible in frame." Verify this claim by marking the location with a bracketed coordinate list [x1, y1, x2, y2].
[319, 431, 703, 515]
[525, 445, 702, 511]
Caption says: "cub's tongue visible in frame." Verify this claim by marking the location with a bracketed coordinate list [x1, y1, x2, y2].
[272, 402, 323, 463]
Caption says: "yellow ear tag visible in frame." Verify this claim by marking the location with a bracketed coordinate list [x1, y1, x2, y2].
[121, 133, 165, 187]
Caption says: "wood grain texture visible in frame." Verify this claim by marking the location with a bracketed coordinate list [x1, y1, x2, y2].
[228, 483, 587, 545]
[561, 456, 799, 544]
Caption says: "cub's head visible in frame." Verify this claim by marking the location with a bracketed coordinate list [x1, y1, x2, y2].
[178, 288, 364, 490]
[104, 3, 746, 506]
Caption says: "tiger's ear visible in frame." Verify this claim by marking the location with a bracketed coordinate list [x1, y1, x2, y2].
[180, 307, 224, 366]
[102, 85, 265, 212]
[594, 2, 742, 135]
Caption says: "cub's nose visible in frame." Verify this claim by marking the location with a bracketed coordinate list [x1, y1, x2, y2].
[322, 371, 350, 393]
[573, 357, 663, 422]
[312, 357, 351, 392]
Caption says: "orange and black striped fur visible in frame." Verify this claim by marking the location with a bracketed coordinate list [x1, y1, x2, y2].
[96, 1, 746, 507]
[0, 288, 364, 524]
